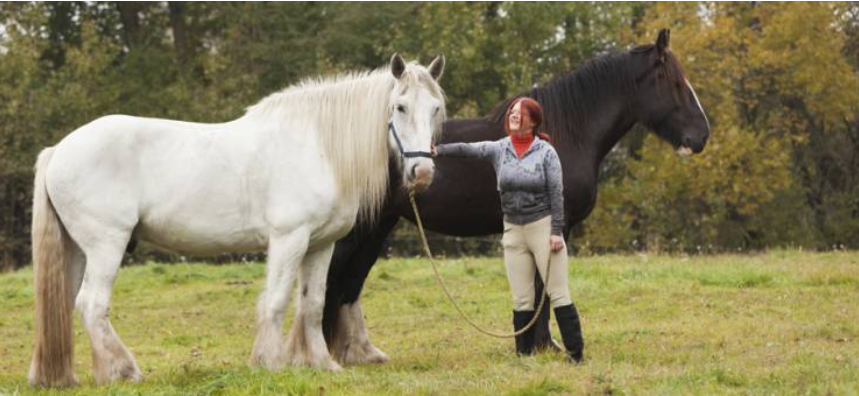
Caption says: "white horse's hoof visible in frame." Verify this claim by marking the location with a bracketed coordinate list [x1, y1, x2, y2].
[358, 345, 389, 364]
[125, 369, 144, 383]
[286, 352, 343, 371]
[250, 351, 286, 371]
[321, 359, 343, 372]
[367, 346, 390, 364]
[94, 357, 143, 385]
[252, 358, 284, 371]
[340, 343, 390, 365]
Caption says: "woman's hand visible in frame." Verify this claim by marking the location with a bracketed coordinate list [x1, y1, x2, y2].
[430, 144, 437, 157]
[550, 235, 564, 252]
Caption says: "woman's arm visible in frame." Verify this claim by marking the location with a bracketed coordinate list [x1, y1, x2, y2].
[544, 148, 565, 236]
[434, 141, 499, 162]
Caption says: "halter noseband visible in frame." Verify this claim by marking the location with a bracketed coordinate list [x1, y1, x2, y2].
[388, 121, 432, 159]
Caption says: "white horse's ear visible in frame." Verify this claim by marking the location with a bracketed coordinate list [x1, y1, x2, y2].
[390, 53, 406, 80]
[428, 55, 445, 81]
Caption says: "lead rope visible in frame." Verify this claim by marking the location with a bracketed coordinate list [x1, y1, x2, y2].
[408, 190, 550, 338]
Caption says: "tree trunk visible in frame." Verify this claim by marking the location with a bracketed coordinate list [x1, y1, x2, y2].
[117, 2, 144, 50]
[168, 2, 190, 66]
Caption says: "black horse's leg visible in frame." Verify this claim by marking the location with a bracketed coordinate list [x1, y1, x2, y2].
[322, 230, 360, 344]
[324, 213, 400, 365]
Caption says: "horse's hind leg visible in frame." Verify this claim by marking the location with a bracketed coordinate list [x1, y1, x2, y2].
[326, 213, 398, 365]
[285, 244, 341, 371]
[68, 240, 86, 303]
[251, 229, 309, 370]
[75, 240, 142, 385]
[332, 298, 388, 365]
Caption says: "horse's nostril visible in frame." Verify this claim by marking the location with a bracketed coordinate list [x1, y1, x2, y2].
[409, 164, 418, 180]
[682, 136, 692, 148]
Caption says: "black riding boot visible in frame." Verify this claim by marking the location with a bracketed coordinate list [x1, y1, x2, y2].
[554, 304, 584, 363]
[512, 310, 536, 356]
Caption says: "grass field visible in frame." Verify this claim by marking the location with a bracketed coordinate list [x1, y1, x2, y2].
[1, 250, 858, 395]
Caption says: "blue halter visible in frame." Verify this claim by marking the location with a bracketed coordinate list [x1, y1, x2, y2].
[388, 121, 432, 158]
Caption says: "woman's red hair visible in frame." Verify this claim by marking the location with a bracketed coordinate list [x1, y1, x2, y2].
[503, 97, 551, 143]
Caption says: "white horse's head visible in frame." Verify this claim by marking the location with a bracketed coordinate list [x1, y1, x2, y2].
[387, 53, 445, 192]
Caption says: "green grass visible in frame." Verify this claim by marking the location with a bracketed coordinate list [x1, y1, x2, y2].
[1, 250, 859, 395]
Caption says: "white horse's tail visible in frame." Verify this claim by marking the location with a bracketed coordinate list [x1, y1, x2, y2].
[29, 147, 76, 388]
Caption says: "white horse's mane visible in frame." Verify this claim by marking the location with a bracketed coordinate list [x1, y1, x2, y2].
[242, 63, 445, 222]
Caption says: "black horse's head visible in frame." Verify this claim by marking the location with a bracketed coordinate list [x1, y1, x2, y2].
[630, 29, 710, 155]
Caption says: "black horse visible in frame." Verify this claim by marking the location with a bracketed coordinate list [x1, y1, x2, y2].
[323, 29, 710, 364]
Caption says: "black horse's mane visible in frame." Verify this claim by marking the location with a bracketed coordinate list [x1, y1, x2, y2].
[489, 44, 688, 144]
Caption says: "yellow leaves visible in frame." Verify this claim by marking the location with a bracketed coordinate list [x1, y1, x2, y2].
[585, 126, 794, 251]
[645, 2, 703, 39]
[749, 2, 859, 124]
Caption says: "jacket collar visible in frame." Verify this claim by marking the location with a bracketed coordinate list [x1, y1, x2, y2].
[504, 135, 542, 158]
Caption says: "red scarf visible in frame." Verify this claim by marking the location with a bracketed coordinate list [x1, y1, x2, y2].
[510, 133, 534, 158]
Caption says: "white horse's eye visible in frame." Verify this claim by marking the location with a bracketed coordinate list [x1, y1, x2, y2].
[396, 105, 407, 113]
[433, 107, 440, 115]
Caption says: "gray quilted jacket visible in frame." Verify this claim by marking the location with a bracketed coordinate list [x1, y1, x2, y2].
[435, 136, 565, 235]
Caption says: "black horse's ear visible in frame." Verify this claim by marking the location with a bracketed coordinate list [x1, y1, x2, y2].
[428, 55, 445, 80]
[390, 53, 406, 80]
[656, 29, 671, 61]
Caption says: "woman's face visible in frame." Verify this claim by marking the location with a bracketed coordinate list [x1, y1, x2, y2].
[508, 101, 529, 133]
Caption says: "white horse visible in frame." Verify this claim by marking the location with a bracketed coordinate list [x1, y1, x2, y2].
[28, 54, 446, 387]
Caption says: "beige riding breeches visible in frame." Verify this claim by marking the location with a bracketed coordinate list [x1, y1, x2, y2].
[501, 215, 572, 311]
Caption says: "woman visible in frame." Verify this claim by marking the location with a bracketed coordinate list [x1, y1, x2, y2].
[432, 97, 584, 362]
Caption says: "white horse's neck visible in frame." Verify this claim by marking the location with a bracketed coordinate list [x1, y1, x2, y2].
[241, 70, 396, 221]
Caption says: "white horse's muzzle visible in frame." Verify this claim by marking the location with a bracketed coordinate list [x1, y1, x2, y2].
[407, 159, 435, 192]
